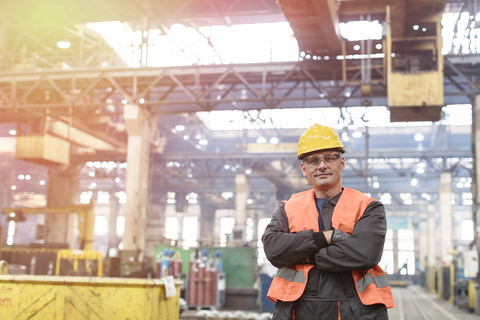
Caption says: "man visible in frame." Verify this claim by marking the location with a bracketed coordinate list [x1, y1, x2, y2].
[262, 124, 394, 320]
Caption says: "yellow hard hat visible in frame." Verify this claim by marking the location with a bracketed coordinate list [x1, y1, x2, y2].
[297, 124, 344, 159]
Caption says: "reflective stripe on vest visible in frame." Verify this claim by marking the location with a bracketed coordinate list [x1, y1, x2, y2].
[267, 188, 395, 309]
[275, 267, 307, 284]
[267, 264, 313, 303]
[356, 271, 390, 293]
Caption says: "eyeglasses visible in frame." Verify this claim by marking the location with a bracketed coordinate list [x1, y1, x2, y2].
[302, 154, 341, 167]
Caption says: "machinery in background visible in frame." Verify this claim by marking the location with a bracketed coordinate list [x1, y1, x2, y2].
[0, 203, 105, 277]
[1, 202, 95, 250]
[55, 249, 103, 277]
[187, 249, 226, 309]
[452, 248, 478, 311]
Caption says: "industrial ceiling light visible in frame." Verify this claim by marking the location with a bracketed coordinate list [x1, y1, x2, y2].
[199, 139, 208, 145]
[57, 41, 71, 49]
[352, 130, 362, 138]
[375, 44, 382, 50]
[414, 133, 424, 141]
[413, 25, 419, 30]
[339, 20, 382, 41]
[175, 125, 185, 131]
[270, 137, 279, 144]
[353, 45, 360, 51]
[257, 137, 267, 144]
[9, 130, 16, 135]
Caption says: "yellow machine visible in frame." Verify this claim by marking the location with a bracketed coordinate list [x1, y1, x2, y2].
[1, 202, 95, 251]
[55, 249, 103, 277]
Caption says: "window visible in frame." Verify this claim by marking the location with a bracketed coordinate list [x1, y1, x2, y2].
[257, 218, 272, 266]
[461, 220, 474, 241]
[116, 216, 125, 237]
[398, 229, 415, 275]
[94, 216, 108, 236]
[7, 221, 15, 245]
[165, 217, 179, 240]
[246, 218, 254, 242]
[183, 216, 198, 248]
[219, 217, 235, 247]
[379, 229, 394, 274]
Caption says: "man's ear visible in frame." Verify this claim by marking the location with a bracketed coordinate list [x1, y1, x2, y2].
[300, 162, 307, 177]
[340, 156, 346, 172]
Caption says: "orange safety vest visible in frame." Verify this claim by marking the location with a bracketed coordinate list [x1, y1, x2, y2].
[267, 188, 395, 309]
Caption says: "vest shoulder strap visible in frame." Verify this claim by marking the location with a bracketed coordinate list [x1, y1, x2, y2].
[332, 188, 375, 234]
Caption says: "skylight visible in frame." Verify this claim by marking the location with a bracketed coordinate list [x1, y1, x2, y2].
[197, 104, 472, 130]
[87, 22, 298, 67]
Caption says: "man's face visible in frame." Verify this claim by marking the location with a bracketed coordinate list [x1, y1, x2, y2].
[300, 151, 345, 191]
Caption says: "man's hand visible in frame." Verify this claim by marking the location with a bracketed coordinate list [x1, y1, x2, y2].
[323, 230, 333, 245]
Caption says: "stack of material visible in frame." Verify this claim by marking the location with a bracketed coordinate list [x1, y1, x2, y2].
[181, 310, 273, 320]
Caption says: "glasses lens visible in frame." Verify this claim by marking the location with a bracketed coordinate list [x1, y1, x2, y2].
[304, 154, 340, 167]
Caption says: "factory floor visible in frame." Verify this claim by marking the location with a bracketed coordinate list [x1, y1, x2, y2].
[180, 285, 480, 320]
[388, 285, 479, 320]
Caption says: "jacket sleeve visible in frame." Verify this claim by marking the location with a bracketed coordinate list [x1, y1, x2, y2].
[312, 201, 387, 272]
[262, 202, 321, 268]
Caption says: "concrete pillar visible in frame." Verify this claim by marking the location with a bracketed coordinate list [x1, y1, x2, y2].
[418, 220, 428, 272]
[108, 190, 119, 252]
[474, 95, 480, 285]
[439, 172, 453, 266]
[145, 201, 166, 257]
[393, 230, 399, 274]
[233, 174, 250, 243]
[178, 213, 184, 246]
[45, 166, 79, 248]
[426, 204, 437, 293]
[199, 201, 216, 246]
[122, 104, 155, 260]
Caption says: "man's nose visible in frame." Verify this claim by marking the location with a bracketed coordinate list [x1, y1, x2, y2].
[316, 159, 327, 169]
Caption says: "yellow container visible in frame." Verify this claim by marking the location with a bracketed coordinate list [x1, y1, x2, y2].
[0, 275, 182, 320]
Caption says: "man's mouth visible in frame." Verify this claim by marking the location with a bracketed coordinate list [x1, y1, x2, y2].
[314, 173, 330, 178]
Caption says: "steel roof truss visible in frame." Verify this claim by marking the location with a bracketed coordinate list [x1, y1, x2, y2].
[71, 73, 104, 105]
[16, 76, 45, 106]
[197, 67, 232, 101]
[106, 75, 134, 104]
[264, 64, 300, 99]
[137, 71, 166, 102]
[46, 78, 69, 102]
[232, 68, 261, 98]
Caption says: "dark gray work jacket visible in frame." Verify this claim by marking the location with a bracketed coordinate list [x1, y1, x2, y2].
[262, 190, 389, 320]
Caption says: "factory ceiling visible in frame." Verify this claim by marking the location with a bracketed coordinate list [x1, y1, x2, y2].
[0, 0, 479, 218]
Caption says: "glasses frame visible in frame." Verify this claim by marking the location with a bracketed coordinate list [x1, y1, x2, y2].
[302, 153, 342, 168]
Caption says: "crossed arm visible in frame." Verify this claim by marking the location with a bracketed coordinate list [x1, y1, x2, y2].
[261, 201, 387, 271]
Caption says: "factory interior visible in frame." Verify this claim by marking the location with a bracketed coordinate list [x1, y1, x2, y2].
[1, 0, 480, 319]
